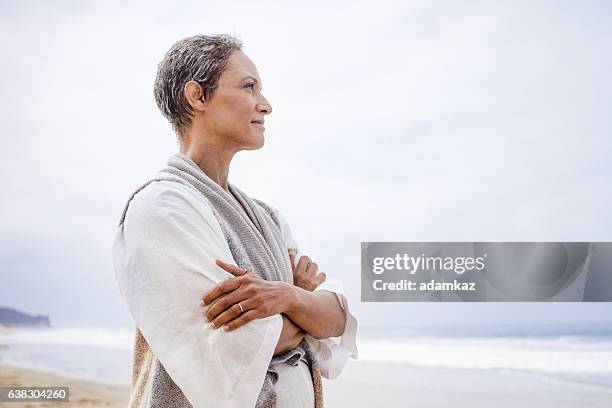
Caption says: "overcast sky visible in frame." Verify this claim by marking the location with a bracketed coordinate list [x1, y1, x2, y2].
[1, 0, 611, 329]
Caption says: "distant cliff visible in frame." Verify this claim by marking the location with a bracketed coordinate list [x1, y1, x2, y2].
[0, 307, 50, 327]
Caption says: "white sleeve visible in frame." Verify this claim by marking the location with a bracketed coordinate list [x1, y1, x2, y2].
[112, 180, 282, 408]
[275, 209, 358, 380]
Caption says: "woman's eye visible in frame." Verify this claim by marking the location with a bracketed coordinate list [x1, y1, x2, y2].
[244, 83, 255, 90]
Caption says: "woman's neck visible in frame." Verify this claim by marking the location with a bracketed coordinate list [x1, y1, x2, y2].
[179, 132, 235, 193]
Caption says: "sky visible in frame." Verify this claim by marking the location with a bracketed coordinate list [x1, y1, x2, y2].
[1, 0, 611, 329]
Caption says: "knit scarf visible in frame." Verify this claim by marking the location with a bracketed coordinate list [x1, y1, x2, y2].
[118, 153, 323, 408]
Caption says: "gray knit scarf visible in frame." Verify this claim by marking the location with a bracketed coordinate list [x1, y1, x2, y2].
[119, 153, 322, 407]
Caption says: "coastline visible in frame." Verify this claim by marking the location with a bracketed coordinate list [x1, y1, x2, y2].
[2, 361, 611, 408]
[324, 361, 612, 408]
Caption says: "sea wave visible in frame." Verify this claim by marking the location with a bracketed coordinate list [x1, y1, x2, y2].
[1, 325, 611, 389]
[0, 327, 134, 351]
[358, 331, 612, 390]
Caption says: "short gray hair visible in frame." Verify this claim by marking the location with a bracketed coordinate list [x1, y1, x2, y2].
[154, 34, 243, 137]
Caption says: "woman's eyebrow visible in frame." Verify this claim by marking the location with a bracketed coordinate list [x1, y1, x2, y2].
[241, 76, 259, 84]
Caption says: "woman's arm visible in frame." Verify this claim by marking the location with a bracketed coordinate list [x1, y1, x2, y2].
[284, 286, 346, 339]
[274, 314, 305, 356]
[202, 260, 345, 339]
[284, 252, 346, 339]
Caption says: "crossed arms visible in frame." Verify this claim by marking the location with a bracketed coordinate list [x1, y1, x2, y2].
[200, 256, 347, 356]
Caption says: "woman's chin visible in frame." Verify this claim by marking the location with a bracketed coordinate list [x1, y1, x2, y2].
[243, 134, 265, 150]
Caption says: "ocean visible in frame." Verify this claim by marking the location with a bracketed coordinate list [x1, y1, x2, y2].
[359, 323, 612, 391]
[1, 324, 611, 391]
[0, 327, 134, 385]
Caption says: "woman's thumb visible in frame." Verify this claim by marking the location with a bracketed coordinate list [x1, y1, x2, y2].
[288, 248, 297, 270]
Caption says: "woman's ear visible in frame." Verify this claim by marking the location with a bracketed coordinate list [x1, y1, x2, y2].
[184, 80, 206, 112]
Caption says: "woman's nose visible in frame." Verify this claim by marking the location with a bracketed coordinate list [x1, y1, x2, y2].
[257, 95, 273, 115]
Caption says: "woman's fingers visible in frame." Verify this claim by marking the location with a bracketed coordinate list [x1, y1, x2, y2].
[202, 259, 253, 306]
[296, 255, 311, 273]
[208, 301, 249, 330]
[317, 271, 327, 285]
[222, 309, 258, 332]
[203, 290, 246, 321]
[290, 254, 326, 291]
[201, 276, 289, 331]
[202, 276, 242, 306]
[288, 249, 297, 271]
[215, 259, 248, 277]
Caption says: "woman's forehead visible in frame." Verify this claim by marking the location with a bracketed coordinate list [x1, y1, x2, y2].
[222, 51, 261, 83]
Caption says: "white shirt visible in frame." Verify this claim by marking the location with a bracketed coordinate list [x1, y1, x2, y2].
[113, 180, 358, 408]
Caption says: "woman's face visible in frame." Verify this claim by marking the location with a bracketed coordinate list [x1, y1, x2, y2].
[201, 50, 272, 151]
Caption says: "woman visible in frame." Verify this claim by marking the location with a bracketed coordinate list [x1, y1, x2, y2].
[113, 34, 358, 408]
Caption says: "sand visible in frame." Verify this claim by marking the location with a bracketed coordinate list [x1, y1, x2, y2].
[1, 361, 611, 407]
[324, 361, 612, 408]
[0, 364, 128, 407]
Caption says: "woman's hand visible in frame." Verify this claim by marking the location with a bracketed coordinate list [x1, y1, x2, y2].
[200, 259, 293, 332]
[288, 249, 326, 292]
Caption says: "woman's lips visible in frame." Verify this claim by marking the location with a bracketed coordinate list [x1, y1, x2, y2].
[251, 121, 265, 130]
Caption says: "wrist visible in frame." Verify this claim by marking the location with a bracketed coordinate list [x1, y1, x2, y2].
[280, 282, 303, 315]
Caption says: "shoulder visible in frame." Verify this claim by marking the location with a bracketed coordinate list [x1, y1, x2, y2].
[123, 180, 223, 240]
[127, 180, 203, 218]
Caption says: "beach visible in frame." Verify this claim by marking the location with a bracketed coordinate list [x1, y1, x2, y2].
[1, 361, 611, 407]
[1, 325, 612, 407]
[325, 361, 612, 408]
[0, 364, 128, 407]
